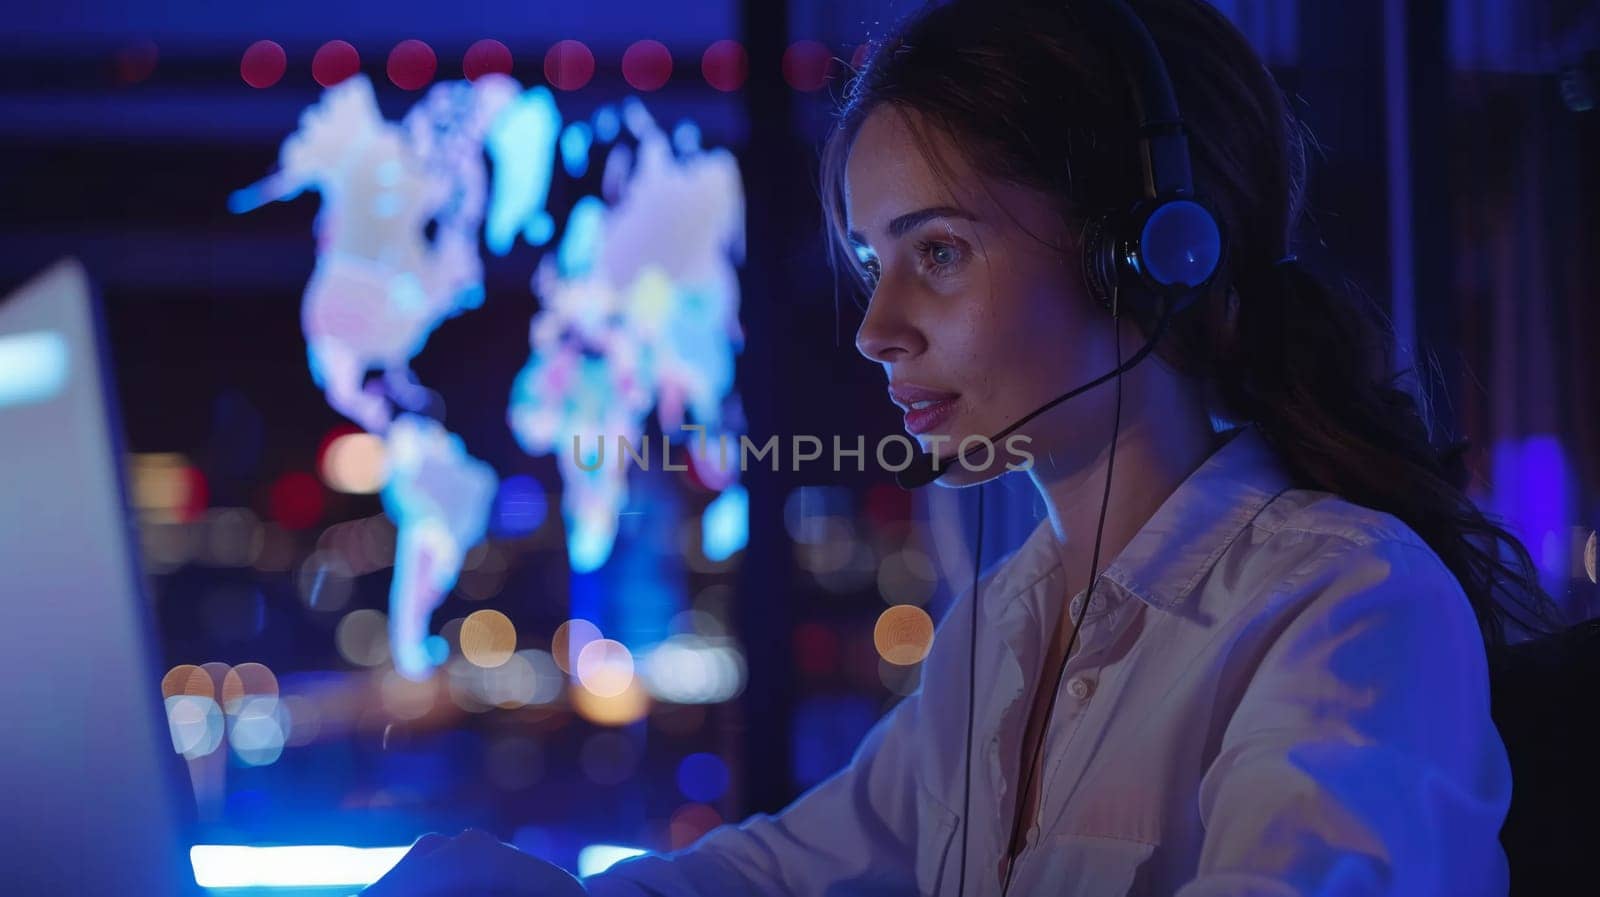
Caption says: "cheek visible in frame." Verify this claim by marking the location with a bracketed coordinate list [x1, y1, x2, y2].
[988, 271, 1085, 373]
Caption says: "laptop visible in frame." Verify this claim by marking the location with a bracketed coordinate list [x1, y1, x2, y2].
[0, 259, 204, 896]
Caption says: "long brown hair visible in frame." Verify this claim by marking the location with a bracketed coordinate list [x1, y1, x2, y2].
[817, 0, 1561, 648]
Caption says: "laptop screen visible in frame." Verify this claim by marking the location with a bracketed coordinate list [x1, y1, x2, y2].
[0, 259, 201, 896]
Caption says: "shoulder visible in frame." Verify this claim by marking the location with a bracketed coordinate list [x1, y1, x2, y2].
[1255, 488, 1434, 554]
[1191, 487, 1477, 639]
[1218, 488, 1483, 656]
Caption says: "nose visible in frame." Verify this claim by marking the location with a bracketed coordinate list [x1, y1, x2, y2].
[854, 286, 926, 364]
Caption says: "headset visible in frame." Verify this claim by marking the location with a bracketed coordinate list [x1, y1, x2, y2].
[892, 2, 1225, 894]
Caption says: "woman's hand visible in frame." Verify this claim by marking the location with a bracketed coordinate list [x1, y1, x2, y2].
[360, 829, 587, 897]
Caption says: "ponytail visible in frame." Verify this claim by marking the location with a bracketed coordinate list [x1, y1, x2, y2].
[1215, 253, 1562, 649]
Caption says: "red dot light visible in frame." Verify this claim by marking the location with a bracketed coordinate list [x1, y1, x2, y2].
[544, 39, 595, 91]
[700, 39, 747, 93]
[793, 623, 840, 678]
[114, 41, 159, 86]
[240, 40, 286, 89]
[388, 39, 437, 91]
[622, 39, 672, 92]
[313, 40, 362, 88]
[782, 40, 833, 92]
[181, 465, 210, 523]
[269, 472, 325, 531]
[463, 38, 514, 81]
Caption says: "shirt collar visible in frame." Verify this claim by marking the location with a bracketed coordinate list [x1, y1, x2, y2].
[980, 424, 1295, 621]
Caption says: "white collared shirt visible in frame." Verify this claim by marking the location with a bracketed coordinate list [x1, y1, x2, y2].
[586, 425, 1511, 896]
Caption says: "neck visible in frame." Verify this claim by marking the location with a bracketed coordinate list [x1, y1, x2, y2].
[1027, 409, 1221, 589]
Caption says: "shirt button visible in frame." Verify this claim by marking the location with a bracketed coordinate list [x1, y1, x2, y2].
[1066, 676, 1093, 700]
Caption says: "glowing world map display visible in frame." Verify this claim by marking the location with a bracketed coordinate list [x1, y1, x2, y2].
[233, 74, 746, 679]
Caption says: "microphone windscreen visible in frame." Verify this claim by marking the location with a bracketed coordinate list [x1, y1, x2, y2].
[895, 450, 948, 490]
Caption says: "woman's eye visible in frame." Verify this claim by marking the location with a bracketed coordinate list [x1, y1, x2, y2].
[916, 240, 962, 273]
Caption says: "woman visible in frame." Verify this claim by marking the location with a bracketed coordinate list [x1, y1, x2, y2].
[364, 1, 1557, 894]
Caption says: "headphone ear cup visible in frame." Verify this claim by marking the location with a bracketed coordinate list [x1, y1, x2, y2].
[1134, 198, 1223, 294]
[1080, 213, 1117, 312]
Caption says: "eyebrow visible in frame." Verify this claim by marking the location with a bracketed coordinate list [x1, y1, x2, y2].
[847, 205, 978, 247]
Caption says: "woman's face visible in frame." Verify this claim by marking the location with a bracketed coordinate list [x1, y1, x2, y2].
[845, 106, 1123, 484]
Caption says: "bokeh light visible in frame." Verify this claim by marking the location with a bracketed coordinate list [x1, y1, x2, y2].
[792, 622, 839, 679]
[668, 803, 722, 850]
[164, 695, 224, 759]
[877, 548, 937, 606]
[475, 651, 538, 708]
[622, 40, 672, 92]
[781, 40, 833, 91]
[297, 550, 354, 612]
[812, 539, 878, 594]
[575, 638, 635, 698]
[700, 484, 748, 563]
[203, 507, 263, 567]
[793, 517, 855, 575]
[784, 485, 851, 543]
[240, 40, 286, 89]
[874, 605, 935, 666]
[131, 453, 207, 523]
[320, 431, 387, 494]
[700, 40, 747, 92]
[692, 584, 732, 624]
[463, 39, 514, 81]
[281, 695, 321, 747]
[252, 522, 296, 572]
[162, 664, 214, 701]
[380, 669, 437, 720]
[221, 662, 279, 712]
[516, 649, 565, 704]
[200, 662, 232, 696]
[387, 39, 437, 91]
[229, 696, 288, 766]
[445, 658, 491, 713]
[312, 40, 361, 88]
[570, 677, 650, 726]
[878, 657, 922, 696]
[113, 41, 159, 85]
[139, 520, 197, 573]
[552, 618, 602, 674]
[545, 40, 595, 91]
[640, 635, 745, 704]
[460, 609, 518, 668]
[268, 471, 324, 530]
[335, 608, 390, 667]
[863, 482, 912, 530]
[676, 752, 729, 803]
[669, 608, 726, 639]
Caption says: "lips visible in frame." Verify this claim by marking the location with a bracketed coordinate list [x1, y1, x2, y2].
[888, 383, 961, 436]
[902, 397, 959, 435]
